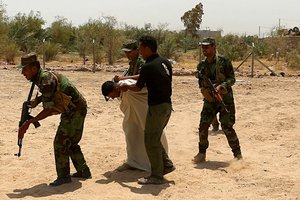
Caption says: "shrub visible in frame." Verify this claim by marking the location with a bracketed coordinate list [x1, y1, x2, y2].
[286, 50, 300, 70]
[41, 41, 60, 61]
[1, 41, 19, 64]
[159, 38, 178, 59]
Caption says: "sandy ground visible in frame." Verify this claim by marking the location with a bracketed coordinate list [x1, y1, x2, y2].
[0, 65, 299, 200]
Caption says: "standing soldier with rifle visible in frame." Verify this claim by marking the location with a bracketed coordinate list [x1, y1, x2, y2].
[18, 53, 91, 186]
[193, 38, 242, 163]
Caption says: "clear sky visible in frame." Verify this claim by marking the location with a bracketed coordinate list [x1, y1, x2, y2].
[2, 0, 300, 36]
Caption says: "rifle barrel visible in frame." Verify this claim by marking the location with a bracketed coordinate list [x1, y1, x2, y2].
[16, 82, 39, 157]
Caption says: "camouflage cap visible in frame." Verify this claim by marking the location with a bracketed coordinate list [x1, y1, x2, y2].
[101, 81, 115, 101]
[199, 37, 216, 46]
[122, 40, 138, 52]
[18, 53, 38, 68]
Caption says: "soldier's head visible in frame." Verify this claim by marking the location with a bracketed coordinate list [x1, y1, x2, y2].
[199, 37, 216, 58]
[138, 35, 157, 60]
[101, 81, 121, 101]
[122, 40, 139, 61]
[18, 53, 41, 81]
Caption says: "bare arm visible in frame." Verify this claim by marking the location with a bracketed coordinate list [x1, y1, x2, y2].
[114, 74, 140, 82]
[118, 84, 142, 92]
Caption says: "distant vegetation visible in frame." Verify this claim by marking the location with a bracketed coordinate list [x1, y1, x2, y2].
[0, 2, 299, 70]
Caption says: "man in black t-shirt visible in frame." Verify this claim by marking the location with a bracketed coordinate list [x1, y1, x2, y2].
[119, 36, 175, 185]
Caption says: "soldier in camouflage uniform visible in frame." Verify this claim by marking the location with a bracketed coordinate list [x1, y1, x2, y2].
[211, 115, 220, 132]
[193, 38, 242, 163]
[18, 53, 91, 186]
[114, 40, 144, 82]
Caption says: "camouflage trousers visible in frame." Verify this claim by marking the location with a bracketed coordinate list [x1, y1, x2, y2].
[54, 107, 89, 178]
[198, 99, 241, 157]
[145, 103, 173, 179]
[211, 115, 219, 130]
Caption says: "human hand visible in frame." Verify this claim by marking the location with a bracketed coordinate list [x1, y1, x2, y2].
[216, 84, 222, 93]
[29, 99, 38, 108]
[18, 120, 31, 139]
[113, 75, 121, 82]
[216, 84, 227, 95]
[28, 93, 40, 108]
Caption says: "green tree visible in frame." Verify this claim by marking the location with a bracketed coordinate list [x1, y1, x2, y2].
[159, 36, 178, 59]
[42, 41, 60, 61]
[47, 16, 76, 53]
[217, 34, 250, 60]
[175, 30, 199, 51]
[0, 2, 19, 63]
[0, 1, 9, 53]
[8, 11, 45, 53]
[76, 19, 106, 65]
[121, 23, 151, 40]
[151, 23, 169, 45]
[181, 3, 204, 37]
[102, 16, 123, 65]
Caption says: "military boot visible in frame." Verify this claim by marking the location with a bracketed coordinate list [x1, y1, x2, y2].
[49, 176, 71, 187]
[192, 153, 206, 163]
[233, 148, 243, 160]
[235, 154, 243, 160]
[71, 166, 92, 179]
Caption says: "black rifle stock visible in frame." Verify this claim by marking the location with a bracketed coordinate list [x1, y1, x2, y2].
[15, 82, 41, 157]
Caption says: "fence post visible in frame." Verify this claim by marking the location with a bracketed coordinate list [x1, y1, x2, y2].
[92, 39, 96, 73]
[42, 39, 46, 69]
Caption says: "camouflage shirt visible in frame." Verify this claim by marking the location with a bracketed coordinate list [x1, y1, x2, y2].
[197, 55, 235, 91]
[32, 69, 86, 112]
[126, 54, 144, 76]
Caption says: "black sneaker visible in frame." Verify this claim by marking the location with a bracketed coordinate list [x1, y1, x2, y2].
[71, 167, 92, 179]
[49, 177, 71, 187]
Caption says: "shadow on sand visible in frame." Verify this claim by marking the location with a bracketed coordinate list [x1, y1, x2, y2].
[195, 160, 230, 172]
[6, 179, 82, 199]
[96, 169, 175, 196]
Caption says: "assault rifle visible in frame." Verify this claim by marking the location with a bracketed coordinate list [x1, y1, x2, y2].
[198, 72, 229, 113]
[15, 82, 41, 157]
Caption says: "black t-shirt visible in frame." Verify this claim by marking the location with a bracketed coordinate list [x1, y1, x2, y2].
[136, 53, 172, 105]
